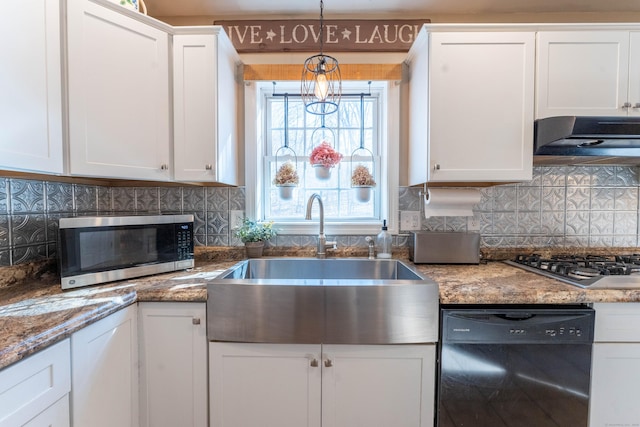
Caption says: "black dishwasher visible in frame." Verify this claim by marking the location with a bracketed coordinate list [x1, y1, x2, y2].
[437, 305, 594, 427]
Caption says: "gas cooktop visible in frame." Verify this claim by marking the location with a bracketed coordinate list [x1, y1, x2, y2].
[505, 254, 640, 289]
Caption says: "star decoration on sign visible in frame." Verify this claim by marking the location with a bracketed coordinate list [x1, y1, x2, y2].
[341, 28, 352, 40]
[266, 29, 276, 41]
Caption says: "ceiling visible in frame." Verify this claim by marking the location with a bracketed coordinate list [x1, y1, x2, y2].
[144, 0, 640, 19]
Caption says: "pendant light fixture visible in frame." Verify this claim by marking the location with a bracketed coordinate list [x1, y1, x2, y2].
[301, 0, 341, 115]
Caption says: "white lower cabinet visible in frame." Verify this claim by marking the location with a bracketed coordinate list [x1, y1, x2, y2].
[71, 304, 138, 427]
[0, 339, 70, 427]
[210, 342, 436, 427]
[138, 302, 208, 427]
[22, 396, 69, 427]
[590, 303, 640, 427]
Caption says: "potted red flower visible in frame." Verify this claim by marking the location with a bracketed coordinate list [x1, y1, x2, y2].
[309, 141, 343, 180]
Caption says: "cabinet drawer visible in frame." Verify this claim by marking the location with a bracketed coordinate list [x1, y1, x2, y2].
[0, 339, 71, 427]
[594, 303, 640, 342]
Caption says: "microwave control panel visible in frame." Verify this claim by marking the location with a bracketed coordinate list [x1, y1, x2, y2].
[176, 223, 194, 260]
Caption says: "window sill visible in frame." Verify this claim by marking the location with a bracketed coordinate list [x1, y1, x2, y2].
[274, 221, 392, 236]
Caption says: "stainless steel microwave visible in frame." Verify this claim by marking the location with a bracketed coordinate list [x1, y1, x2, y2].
[58, 215, 194, 289]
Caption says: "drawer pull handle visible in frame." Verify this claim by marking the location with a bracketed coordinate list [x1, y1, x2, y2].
[192, 318, 201, 325]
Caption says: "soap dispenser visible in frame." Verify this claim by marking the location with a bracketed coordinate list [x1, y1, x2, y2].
[376, 220, 392, 259]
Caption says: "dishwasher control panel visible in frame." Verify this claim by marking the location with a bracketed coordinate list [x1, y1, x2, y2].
[441, 306, 595, 344]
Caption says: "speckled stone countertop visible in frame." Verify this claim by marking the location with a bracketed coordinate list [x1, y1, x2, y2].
[0, 261, 237, 371]
[416, 262, 640, 305]
[4, 251, 640, 372]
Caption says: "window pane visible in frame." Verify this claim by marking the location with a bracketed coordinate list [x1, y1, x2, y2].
[265, 87, 381, 222]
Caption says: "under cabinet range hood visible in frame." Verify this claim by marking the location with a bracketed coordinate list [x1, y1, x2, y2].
[534, 116, 640, 165]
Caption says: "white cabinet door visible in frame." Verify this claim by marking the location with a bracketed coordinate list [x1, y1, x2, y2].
[536, 31, 630, 118]
[209, 343, 436, 427]
[0, 339, 70, 427]
[139, 302, 207, 427]
[407, 30, 534, 184]
[71, 305, 138, 427]
[322, 344, 435, 427]
[0, 0, 63, 174]
[590, 303, 640, 426]
[23, 396, 69, 427]
[209, 342, 322, 427]
[629, 31, 640, 117]
[67, 0, 171, 181]
[173, 29, 240, 184]
[589, 343, 640, 427]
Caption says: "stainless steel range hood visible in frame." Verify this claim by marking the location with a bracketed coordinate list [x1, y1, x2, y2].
[534, 116, 640, 165]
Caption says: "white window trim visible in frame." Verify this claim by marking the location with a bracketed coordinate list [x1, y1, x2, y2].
[244, 80, 399, 235]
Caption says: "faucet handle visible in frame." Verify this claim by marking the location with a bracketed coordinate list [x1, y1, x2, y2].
[325, 240, 337, 250]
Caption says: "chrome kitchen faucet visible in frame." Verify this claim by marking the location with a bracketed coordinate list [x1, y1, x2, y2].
[305, 193, 337, 259]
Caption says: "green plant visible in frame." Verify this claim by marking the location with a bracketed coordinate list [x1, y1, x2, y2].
[233, 217, 277, 243]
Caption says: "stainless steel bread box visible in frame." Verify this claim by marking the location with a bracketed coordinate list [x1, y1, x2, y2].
[409, 231, 480, 264]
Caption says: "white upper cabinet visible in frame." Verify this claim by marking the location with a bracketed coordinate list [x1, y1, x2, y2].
[67, 0, 172, 181]
[0, 0, 64, 174]
[536, 30, 635, 118]
[406, 26, 534, 185]
[629, 32, 640, 117]
[173, 28, 241, 185]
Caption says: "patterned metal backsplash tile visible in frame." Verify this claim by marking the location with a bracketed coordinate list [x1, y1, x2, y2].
[2, 164, 640, 266]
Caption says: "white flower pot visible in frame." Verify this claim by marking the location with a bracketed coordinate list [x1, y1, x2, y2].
[313, 165, 332, 180]
[277, 184, 296, 200]
[354, 186, 373, 203]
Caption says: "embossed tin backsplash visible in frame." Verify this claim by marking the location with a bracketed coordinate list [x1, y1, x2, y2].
[1, 165, 639, 267]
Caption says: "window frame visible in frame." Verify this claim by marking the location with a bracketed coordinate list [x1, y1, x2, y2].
[244, 80, 399, 236]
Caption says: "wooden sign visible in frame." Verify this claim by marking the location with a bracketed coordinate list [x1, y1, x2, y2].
[214, 19, 429, 53]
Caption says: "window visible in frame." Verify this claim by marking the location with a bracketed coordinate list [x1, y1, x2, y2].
[245, 81, 399, 235]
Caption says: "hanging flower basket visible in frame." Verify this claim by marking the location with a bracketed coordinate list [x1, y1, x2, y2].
[310, 141, 342, 180]
[277, 184, 296, 200]
[312, 164, 332, 180]
[351, 164, 376, 186]
[354, 185, 373, 203]
[351, 164, 376, 203]
[273, 161, 299, 199]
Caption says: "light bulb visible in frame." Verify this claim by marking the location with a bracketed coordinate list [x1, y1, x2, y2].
[314, 73, 329, 101]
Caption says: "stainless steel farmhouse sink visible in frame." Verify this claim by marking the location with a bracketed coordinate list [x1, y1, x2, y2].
[207, 258, 439, 345]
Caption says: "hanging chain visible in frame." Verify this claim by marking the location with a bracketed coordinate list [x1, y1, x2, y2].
[284, 94, 289, 148]
[359, 94, 365, 149]
[319, 0, 325, 55]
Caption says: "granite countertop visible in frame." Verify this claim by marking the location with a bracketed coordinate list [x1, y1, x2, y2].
[0, 261, 237, 371]
[4, 257, 640, 371]
[417, 262, 640, 305]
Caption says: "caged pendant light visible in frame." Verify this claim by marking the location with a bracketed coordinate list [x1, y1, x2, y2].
[301, 0, 342, 115]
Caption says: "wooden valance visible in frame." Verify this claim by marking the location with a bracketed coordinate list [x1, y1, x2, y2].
[243, 63, 402, 81]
